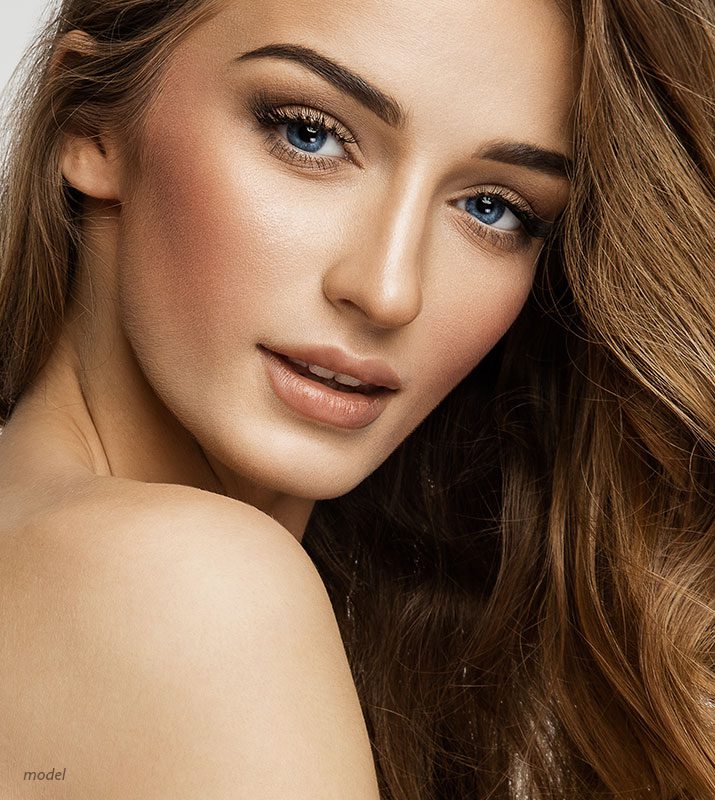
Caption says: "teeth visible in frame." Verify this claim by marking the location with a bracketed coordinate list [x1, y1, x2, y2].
[333, 373, 364, 387]
[308, 363, 337, 380]
[288, 356, 370, 388]
[309, 364, 370, 387]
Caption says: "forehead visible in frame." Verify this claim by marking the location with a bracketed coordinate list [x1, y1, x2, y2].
[189, 0, 578, 155]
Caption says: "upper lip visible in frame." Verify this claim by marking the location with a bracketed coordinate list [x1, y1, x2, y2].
[262, 343, 402, 391]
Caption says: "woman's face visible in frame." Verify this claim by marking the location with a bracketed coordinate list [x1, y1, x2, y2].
[109, 0, 575, 502]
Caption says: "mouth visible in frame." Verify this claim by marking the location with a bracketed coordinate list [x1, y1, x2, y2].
[258, 344, 396, 429]
[264, 347, 392, 397]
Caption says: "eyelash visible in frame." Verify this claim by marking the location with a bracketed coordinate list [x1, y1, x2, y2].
[249, 97, 358, 168]
[249, 97, 554, 252]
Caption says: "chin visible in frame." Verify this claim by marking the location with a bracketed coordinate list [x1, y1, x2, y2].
[205, 436, 373, 500]
[266, 460, 373, 500]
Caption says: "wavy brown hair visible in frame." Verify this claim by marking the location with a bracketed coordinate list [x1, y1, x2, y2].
[1, 1, 714, 798]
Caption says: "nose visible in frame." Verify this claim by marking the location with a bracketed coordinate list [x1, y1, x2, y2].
[321, 173, 427, 330]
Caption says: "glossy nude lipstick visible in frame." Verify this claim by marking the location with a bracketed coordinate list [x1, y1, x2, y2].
[258, 344, 398, 429]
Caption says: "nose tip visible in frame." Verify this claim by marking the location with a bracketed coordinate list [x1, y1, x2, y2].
[334, 288, 422, 330]
[322, 240, 424, 330]
[322, 176, 429, 329]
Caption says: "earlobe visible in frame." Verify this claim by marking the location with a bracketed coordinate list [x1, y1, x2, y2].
[61, 132, 122, 201]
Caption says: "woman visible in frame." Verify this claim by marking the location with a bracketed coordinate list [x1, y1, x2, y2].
[0, 0, 713, 797]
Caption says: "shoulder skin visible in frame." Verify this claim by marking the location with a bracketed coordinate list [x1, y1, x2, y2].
[0, 482, 380, 800]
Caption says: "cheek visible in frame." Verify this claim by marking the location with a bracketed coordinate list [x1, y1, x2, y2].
[420, 270, 532, 399]
[117, 127, 323, 354]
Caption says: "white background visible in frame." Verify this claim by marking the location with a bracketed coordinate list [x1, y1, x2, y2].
[1, 0, 56, 97]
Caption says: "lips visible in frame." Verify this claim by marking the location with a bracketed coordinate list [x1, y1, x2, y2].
[277, 354, 383, 394]
[259, 345, 395, 429]
[258, 343, 402, 391]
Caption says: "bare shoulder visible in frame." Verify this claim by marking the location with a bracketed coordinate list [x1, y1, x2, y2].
[0, 480, 380, 799]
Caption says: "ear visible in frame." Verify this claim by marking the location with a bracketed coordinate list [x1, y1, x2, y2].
[61, 129, 123, 201]
[50, 30, 124, 201]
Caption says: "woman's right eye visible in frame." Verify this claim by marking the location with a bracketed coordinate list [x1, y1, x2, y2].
[276, 117, 346, 157]
[250, 100, 358, 170]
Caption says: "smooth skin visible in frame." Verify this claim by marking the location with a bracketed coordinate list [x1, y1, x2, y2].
[0, 0, 577, 797]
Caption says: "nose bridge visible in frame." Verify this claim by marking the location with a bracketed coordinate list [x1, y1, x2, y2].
[321, 167, 429, 329]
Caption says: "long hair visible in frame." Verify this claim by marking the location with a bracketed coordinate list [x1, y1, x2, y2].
[1, 2, 714, 798]
[0, 0, 220, 420]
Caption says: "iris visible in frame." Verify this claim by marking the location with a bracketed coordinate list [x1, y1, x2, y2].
[286, 121, 327, 153]
[465, 194, 506, 225]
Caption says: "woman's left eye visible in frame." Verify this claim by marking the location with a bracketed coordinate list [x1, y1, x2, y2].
[456, 194, 523, 231]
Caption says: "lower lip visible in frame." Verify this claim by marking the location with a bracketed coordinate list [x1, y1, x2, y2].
[258, 345, 395, 430]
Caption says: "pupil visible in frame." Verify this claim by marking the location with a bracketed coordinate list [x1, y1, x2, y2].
[466, 193, 505, 225]
[286, 120, 327, 152]
[301, 124, 320, 144]
[478, 195, 494, 212]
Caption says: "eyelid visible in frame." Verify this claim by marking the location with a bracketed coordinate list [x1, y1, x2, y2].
[276, 105, 357, 147]
[249, 90, 361, 145]
[263, 133, 346, 173]
[453, 208, 530, 254]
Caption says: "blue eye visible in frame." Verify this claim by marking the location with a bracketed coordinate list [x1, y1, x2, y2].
[285, 121, 326, 152]
[281, 119, 345, 157]
[462, 194, 522, 231]
[250, 100, 356, 162]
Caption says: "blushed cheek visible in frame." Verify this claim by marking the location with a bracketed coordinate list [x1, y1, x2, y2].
[424, 280, 532, 398]
[121, 132, 303, 354]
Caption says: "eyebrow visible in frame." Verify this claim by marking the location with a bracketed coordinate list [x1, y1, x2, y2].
[479, 141, 573, 180]
[235, 43, 406, 127]
[235, 43, 573, 180]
